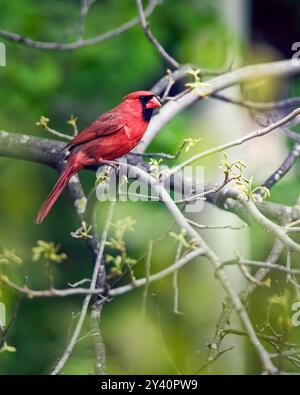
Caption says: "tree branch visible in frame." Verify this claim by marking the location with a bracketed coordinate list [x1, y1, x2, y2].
[51, 202, 114, 375]
[168, 108, 300, 176]
[135, 0, 179, 69]
[212, 93, 300, 111]
[140, 59, 300, 150]
[261, 142, 300, 190]
[0, 0, 159, 50]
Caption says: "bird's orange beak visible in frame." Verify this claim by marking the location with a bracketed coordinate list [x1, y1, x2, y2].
[146, 96, 161, 109]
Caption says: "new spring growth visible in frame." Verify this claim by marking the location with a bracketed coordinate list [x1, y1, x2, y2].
[220, 152, 270, 201]
[0, 248, 23, 266]
[71, 221, 93, 239]
[185, 67, 212, 97]
[169, 229, 199, 251]
[105, 217, 137, 278]
[32, 240, 67, 264]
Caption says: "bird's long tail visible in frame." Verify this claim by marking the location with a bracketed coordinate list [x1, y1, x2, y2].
[34, 165, 76, 224]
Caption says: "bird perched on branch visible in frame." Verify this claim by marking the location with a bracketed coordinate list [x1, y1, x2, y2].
[35, 91, 161, 224]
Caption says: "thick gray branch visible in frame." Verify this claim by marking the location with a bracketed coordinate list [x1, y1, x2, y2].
[141, 59, 300, 150]
[1, 130, 300, 226]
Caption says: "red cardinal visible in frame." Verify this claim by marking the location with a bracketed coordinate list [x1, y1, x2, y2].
[34, 91, 161, 224]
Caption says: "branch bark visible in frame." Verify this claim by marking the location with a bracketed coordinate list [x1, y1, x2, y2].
[0, 0, 159, 51]
[141, 59, 300, 150]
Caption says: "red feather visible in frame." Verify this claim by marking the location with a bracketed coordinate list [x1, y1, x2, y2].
[34, 90, 160, 224]
[64, 112, 125, 151]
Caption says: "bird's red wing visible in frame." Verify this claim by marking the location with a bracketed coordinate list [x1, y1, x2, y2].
[65, 111, 125, 151]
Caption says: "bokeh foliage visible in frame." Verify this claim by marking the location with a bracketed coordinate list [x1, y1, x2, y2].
[0, 0, 300, 374]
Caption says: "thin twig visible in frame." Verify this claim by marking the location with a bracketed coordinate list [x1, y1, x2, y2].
[172, 242, 184, 315]
[59, 0, 95, 42]
[119, 165, 276, 373]
[220, 258, 300, 275]
[110, 247, 204, 296]
[207, 238, 284, 367]
[141, 59, 300, 151]
[90, 303, 106, 375]
[0, 0, 159, 50]
[0, 294, 22, 350]
[135, 0, 179, 69]
[51, 201, 115, 375]
[141, 240, 153, 315]
[187, 219, 245, 230]
[240, 198, 300, 254]
[212, 93, 300, 111]
[168, 108, 300, 177]
[260, 143, 300, 191]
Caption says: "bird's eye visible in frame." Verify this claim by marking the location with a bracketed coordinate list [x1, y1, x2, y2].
[139, 95, 153, 103]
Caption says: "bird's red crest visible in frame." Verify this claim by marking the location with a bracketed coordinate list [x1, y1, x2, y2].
[123, 90, 156, 101]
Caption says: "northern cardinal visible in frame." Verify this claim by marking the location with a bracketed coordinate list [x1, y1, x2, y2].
[34, 91, 161, 224]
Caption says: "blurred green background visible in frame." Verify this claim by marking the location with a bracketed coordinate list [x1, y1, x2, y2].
[0, 0, 300, 374]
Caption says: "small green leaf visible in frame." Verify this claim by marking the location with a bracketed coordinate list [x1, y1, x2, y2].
[32, 240, 67, 264]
